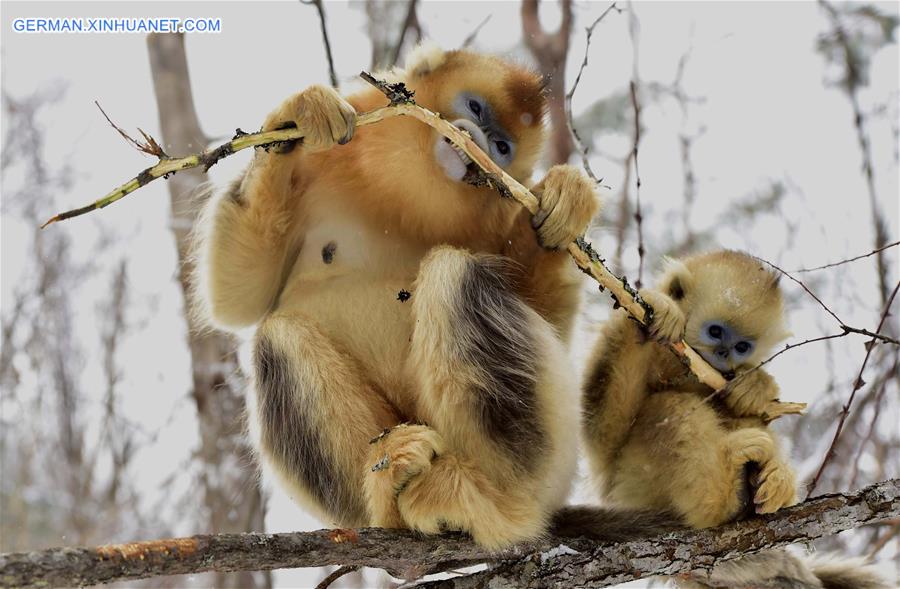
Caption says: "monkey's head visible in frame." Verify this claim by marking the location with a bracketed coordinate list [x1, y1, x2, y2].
[656, 251, 790, 377]
[400, 44, 547, 186]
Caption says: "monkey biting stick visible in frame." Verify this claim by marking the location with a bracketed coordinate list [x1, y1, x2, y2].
[40, 72, 805, 420]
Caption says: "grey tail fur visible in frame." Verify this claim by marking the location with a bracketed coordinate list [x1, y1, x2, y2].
[811, 558, 889, 589]
[550, 505, 682, 542]
[678, 551, 889, 589]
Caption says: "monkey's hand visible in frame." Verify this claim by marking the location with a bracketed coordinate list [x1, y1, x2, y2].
[262, 85, 357, 154]
[639, 289, 686, 344]
[723, 369, 780, 417]
[753, 457, 797, 514]
[530, 165, 600, 249]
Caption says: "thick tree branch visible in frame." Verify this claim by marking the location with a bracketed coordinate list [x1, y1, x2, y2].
[40, 74, 803, 417]
[2, 479, 896, 589]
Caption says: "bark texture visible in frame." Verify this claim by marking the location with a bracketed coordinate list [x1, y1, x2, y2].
[2, 478, 896, 589]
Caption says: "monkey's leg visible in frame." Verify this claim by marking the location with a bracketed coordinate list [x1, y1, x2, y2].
[366, 246, 577, 549]
[253, 312, 401, 527]
[622, 394, 776, 529]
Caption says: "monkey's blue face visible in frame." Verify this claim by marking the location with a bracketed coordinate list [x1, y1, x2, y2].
[433, 92, 517, 181]
[696, 320, 756, 374]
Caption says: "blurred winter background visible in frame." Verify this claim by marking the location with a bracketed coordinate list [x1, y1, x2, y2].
[1, 1, 897, 587]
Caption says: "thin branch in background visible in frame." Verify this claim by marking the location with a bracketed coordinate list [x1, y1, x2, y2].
[819, 0, 895, 310]
[791, 240, 900, 273]
[755, 256, 899, 345]
[460, 14, 492, 48]
[302, 0, 339, 89]
[754, 256, 846, 327]
[521, 0, 575, 165]
[390, 0, 422, 67]
[849, 360, 897, 489]
[629, 79, 645, 288]
[868, 520, 899, 558]
[315, 565, 361, 589]
[565, 1, 621, 183]
[806, 280, 900, 499]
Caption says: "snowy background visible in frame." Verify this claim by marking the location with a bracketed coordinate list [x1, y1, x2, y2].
[2, 1, 898, 587]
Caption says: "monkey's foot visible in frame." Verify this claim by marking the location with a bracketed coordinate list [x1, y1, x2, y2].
[724, 429, 776, 467]
[640, 289, 686, 344]
[365, 424, 445, 528]
[753, 459, 797, 514]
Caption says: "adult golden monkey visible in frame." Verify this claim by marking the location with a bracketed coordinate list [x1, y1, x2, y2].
[195, 44, 673, 549]
[583, 250, 886, 588]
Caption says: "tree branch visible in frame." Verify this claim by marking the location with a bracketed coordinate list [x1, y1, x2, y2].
[2, 479, 896, 589]
[39, 73, 804, 417]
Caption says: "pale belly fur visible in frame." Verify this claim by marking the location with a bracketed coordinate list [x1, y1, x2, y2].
[274, 206, 430, 416]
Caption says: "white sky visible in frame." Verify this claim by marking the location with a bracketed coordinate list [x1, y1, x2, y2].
[1, 1, 898, 588]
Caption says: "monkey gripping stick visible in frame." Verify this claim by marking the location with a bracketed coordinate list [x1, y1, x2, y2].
[41, 72, 805, 421]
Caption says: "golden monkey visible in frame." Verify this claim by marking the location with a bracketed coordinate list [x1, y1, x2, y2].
[194, 44, 672, 549]
[583, 250, 886, 588]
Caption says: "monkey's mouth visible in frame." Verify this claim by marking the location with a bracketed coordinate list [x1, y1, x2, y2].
[433, 119, 489, 183]
[435, 137, 478, 182]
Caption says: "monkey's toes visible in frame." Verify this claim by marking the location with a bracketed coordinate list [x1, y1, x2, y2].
[754, 461, 797, 513]
[726, 429, 775, 466]
[369, 424, 444, 495]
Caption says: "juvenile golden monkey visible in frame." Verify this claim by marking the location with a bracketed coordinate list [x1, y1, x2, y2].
[583, 250, 885, 588]
[195, 45, 672, 549]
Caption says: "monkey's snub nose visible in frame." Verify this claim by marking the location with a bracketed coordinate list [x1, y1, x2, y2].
[722, 370, 736, 381]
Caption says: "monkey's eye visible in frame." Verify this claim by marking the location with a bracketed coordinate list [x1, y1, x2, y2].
[468, 99, 482, 119]
[734, 341, 752, 354]
[495, 140, 510, 155]
[707, 325, 723, 339]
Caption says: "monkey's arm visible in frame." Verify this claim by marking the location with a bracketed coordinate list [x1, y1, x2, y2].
[582, 315, 657, 471]
[200, 86, 356, 329]
[723, 368, 782, 418]
[200, 157, 298, 328]
[503, 165, 599, 340]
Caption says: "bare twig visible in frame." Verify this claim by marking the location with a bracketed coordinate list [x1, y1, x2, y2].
[42, 73, 804, 416]
[629, 80, 645, 289]
[3, 479, 896, 589]
[522, 0, 575, 165]
[565, 2, 622, 183]
[315, 565, 362, 589]
[460, 15, 492, 48]
[390, 0, 422, 67]
[302, 0, 339, 89]
[791, 240, 899, 273]
[806, 280, 900, 498]
[755, 256, 899, 345]
[819, 0, 894, 309]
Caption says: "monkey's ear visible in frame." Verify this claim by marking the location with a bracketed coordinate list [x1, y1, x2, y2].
[660, 257, 692, 301]
[404, 42, 448, 78]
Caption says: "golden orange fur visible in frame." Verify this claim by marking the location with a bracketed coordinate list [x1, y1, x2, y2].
[581, 250, 887, 588]
[583, 250, 796, 528]
[194, 45, 601, 548]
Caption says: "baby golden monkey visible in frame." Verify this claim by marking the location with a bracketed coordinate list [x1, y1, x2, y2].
[195, 45, 672, 549]
[583, 250, 885, 588]
[583, 250, 796, 528]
